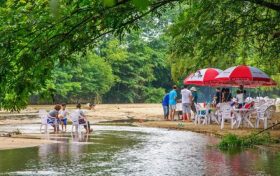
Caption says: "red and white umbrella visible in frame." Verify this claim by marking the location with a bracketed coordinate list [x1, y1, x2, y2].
[184, 68, 223, 86]
[214, 65, 277, 87]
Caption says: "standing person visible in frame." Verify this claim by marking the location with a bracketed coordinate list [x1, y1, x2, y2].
[181, 85, 192, 121]
[223, 88, 232, 102]
[76, 103, 93, 133]
[238, 85, 246, 98]
[213, 88, 221, 106]
[236, 85, 247, 108]
[48, 104, 61, 133]
[221, 88, 226, 103]
[168, 85, 177, 121]
[236, 90, 245, 108]
[190, 87, 198, 115]
[162, 92, 169, 120]
[59, 103, 68, 132]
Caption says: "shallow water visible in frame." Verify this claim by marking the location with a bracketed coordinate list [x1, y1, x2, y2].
[0, 125, 280, 176]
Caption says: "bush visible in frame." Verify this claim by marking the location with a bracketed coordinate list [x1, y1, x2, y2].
[218, 132, 272, 150]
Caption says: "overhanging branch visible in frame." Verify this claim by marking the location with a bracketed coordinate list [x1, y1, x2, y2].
[244, 0, 280, 11]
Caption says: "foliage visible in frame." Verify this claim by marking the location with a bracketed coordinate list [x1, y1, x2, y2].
[101, 32, 171, 103]
[36, 51, 114, 103]
[30, 3, 178, 105]
[0, 0, 179, 110]
[1, 0, 280, 110]
[218, 132, 272, 150]
[144, 87, 166, 103]
[168, 0, 280, 82]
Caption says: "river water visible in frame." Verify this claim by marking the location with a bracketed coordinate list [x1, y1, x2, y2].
[0, 125, 279, 176]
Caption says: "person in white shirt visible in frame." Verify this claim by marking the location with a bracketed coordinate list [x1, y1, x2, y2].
[181, 85, 192, 121]
[236, 90, 244, 108]
[59, 103, 68, 132]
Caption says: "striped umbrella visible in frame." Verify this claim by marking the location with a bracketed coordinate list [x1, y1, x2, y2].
[214, 65, 277, 87]
[184, 68, 223, 86]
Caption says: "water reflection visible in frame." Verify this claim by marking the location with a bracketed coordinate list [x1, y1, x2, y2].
[0, 125, 279, 176]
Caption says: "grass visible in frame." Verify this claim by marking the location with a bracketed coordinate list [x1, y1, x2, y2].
[218, 132, 274, 150]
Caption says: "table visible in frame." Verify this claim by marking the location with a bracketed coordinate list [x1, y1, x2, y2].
[175, 103, 182, 120]
[232, 108, 255, 128]
[196, 107, 219, 125]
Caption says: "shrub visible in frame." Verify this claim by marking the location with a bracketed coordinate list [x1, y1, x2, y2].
[218, 132, 272, 150]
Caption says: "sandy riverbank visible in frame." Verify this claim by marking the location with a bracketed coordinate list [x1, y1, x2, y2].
[0, 104, 163, 125]
[0, 137, 55, 150]
[0, 104, 163, 150]
[0, 103, 279, 150]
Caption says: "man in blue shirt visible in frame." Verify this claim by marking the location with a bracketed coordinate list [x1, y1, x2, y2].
[168, 85, 177, 121]
[162, 93, 169, 120]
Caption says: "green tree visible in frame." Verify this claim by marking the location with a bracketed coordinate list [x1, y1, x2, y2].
[0, 0, 178, 110]
[35, 51, 114, 104]
[168, 0, 280, 82]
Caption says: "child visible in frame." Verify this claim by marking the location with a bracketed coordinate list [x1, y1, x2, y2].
[59, 103, 68, 132]
[48, 104, 61, 133]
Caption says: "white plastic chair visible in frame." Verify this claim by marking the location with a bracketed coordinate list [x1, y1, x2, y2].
[256, 104, 272, 129]
[194, 103, 208, 125]
[39, 109, 50, 133]
[266, 99, 275, 106]
[220, 103, 235, 129]
[69, 110, 89, 133]
[39, 109, 48, 133]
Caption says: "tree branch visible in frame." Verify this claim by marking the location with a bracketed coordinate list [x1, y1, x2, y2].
[244, 0, 280, 11]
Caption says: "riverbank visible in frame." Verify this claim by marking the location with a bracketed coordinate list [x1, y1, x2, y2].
[135, 121, 280, 138]
[0, 103, 279, 150]
[0, 136, 55, 150]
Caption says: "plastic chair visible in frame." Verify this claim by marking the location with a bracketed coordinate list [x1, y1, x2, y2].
[256, 104, 272, 129]
[39, 109, 56, 133]
[194, 103, 208, 125]
[69, 110, 89, 133]
[220, 103, 235, 129]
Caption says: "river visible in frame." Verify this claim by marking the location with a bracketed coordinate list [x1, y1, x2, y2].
[0, 125, 279, 175]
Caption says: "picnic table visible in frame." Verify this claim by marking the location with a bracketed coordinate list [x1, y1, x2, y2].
[232, 108, 255, 128]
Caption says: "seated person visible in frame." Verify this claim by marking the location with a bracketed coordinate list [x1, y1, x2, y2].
[76, 103, 93, 133]
[87, 103, 96, 110]
[48, 104, 61, 133]
[244, 101, 255, 109]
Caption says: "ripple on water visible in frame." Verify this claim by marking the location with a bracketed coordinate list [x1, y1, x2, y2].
[0, 125, 279, 176]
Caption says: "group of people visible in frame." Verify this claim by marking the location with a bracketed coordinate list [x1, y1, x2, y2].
[162, 85, 198, 122]
[47, 103, 95, 133]
[213, 85, 251, 108]
[162, 84, 252, 121]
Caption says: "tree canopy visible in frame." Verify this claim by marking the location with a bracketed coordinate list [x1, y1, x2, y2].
[0, 0, 279, 110]
[0, 0, 178, 110]
[168, 0, 280, 81]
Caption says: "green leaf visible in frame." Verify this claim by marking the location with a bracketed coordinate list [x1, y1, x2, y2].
[103, 0, 116, 7]
[132, 0, 150, 10]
